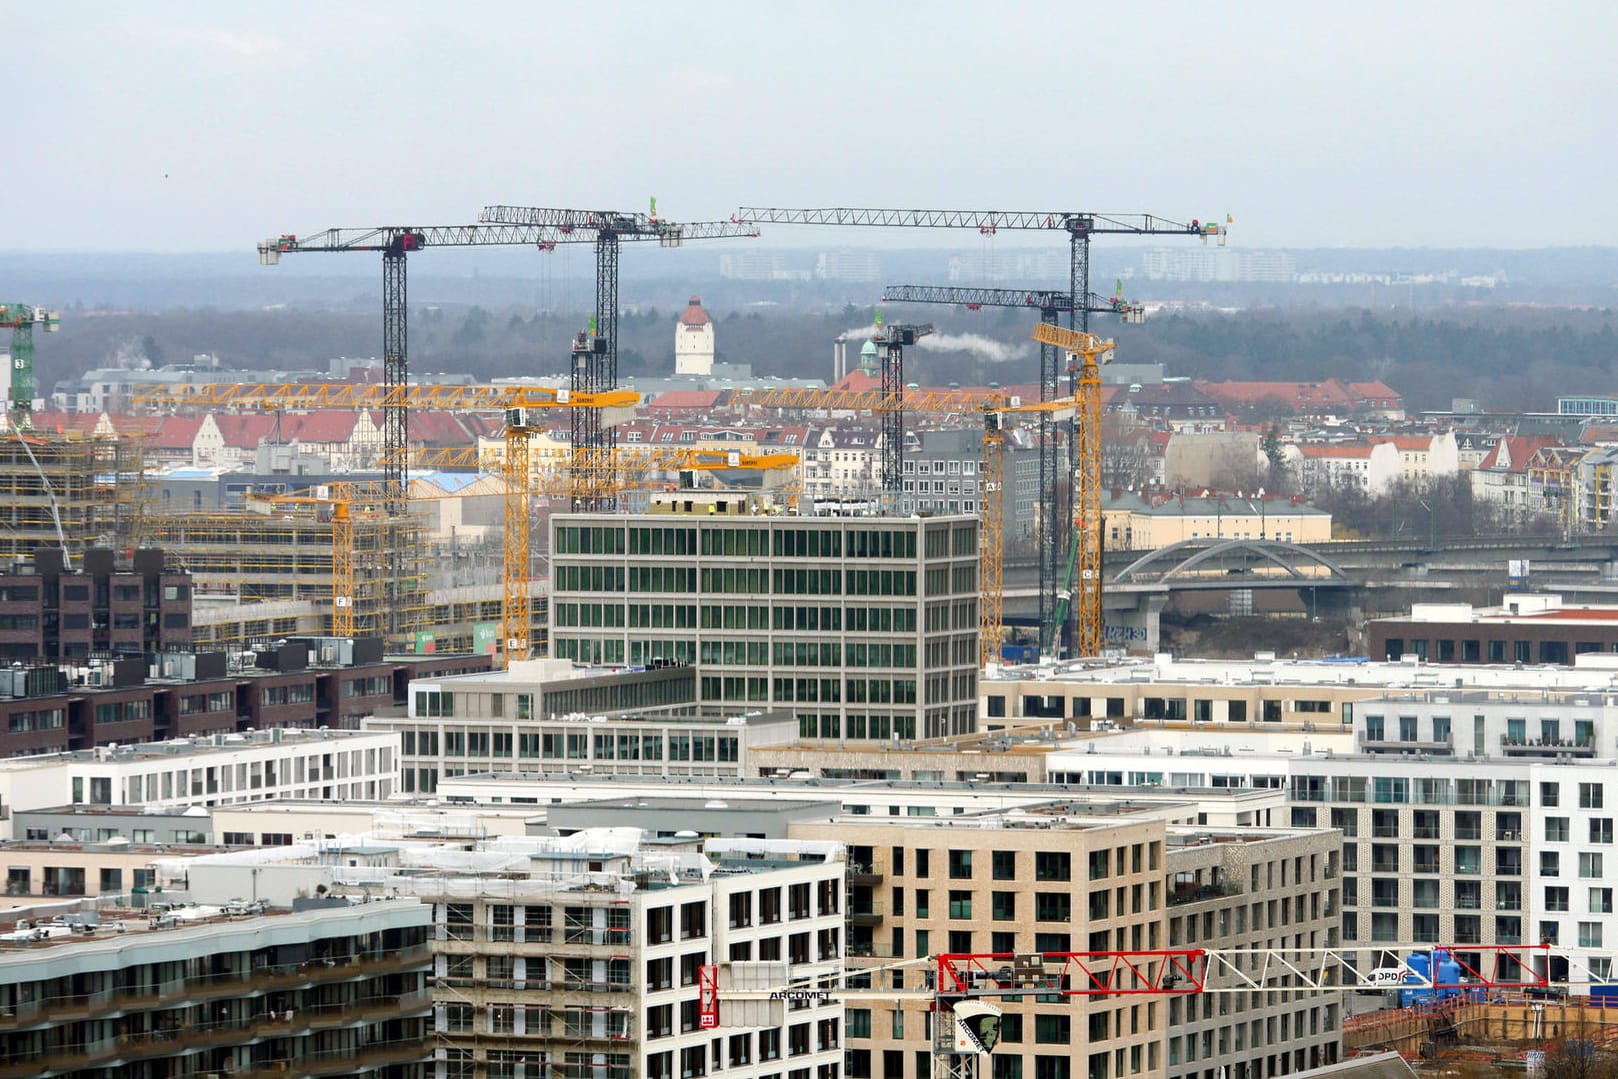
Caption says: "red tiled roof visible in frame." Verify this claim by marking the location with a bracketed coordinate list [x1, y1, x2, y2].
[1477, 435, 1556, 472]
[27, 410, 103, 435]
[409, 411, 474, 446]
[281, 410, 358, 443]
[1298, 443, 1375, 460]
[649, 390, 723, 410]
[153, 415, 204, 449]
[1347, 381, 1402, 401]
[1369, 436, 1434, 452]
[213, 414, 279, 449]
[679, 296, 711, 327]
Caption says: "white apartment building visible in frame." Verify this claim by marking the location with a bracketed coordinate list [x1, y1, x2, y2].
[1046, 687, 1618, 981]
[0, 727, 400, 832]
[549, 502, 980, 740]
[311, 830, 848, 1079]
[370, 659, 795, 794]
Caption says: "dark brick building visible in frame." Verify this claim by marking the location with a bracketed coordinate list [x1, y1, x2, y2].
[0, 547, 191, 663]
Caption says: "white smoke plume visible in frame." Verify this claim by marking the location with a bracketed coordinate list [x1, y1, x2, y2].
[917, 333, 1032, 364]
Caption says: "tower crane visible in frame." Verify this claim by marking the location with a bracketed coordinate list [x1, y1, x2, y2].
[257, 223, 604, 513]
[704, 942, 1582, 1079]
[1031, 323, 1116, 658]
[880, 283, 1143, 654]
[979, 395, 1077, 669]
[0, 303, 60, 430]
[477, 204, 761, 509]
[736, 206, 1217, 652]
[870, 318, 933, 501]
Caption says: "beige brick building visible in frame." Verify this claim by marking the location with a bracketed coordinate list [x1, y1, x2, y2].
[791, 816, 1342, 1079]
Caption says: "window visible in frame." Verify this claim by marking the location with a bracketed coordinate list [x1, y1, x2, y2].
[1582, 783, 1605, 810]
[992, 892, 1016, 921]
[948, 891, 973, 919]
[948, 850, 973, 879]
[993, 850, 1017, 880]
[1546, 817, 1570, 843]
[1594, 819, 1615, 845]
[1036, 851, 1071, 882]
[1034, 1014, 1071, 1044]
[1582, 852, 1604, 879]
[1546, 887, 1570, 913]
[1582, 922, 1604, 949]
[1593, 888, 1614, 914]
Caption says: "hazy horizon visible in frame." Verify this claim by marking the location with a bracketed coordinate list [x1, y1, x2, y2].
[4, 1, 1612, 253]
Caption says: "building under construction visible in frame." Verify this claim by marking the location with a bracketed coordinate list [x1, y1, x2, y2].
[0, 432, 152, 562]
[147, 507, 430, 650]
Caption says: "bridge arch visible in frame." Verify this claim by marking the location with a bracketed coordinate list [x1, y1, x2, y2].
[1112, 538, 1353, 584]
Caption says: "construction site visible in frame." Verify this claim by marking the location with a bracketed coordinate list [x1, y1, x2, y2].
[1, 204, 1218, 668]
[1345, 994, 1618, 1073]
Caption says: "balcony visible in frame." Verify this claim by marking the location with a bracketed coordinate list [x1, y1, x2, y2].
[849, 901, 885, 928]
[0, 992, 430, 1079]
[0, 947, 430, 1035]
[1501, 736, 1595, 759]
[849, 868, 884, 887]
[1168, 882, 1237, 907]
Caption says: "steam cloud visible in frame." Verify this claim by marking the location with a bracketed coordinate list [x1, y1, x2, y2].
[918, 333, 1032, 364]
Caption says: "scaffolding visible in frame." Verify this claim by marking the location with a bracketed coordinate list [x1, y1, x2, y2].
[146, 508, 429, 648]
[0, 433, 112, 563]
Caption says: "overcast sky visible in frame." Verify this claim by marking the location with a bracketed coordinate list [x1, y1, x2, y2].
[7, 0, 1613, 253]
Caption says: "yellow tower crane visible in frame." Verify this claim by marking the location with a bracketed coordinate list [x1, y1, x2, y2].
[978, 396, 1078, 669]
[735, 382, 1074, 668]
[1029, 323, 1117, 658]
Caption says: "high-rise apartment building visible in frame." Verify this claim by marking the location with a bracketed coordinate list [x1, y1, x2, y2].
[548, 497, 980, 739]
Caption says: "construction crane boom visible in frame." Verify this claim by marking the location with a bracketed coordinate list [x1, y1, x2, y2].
[0, 303, 60, 430]
[478, 204, 760, 510]
[133, 382, 639, 412]
[881, 283, 1145, 322]
[735, 208, 1213, 236]
[734, 205, 1216, 655]
[256, 222, 614, 513]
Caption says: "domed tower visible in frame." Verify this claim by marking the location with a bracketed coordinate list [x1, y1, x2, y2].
[675, 295, 715, 376]
[858, 338, 880, 377]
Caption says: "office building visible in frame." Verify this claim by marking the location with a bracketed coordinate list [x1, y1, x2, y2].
[549, 497, 980, 740]
[374, 659, 797, 794]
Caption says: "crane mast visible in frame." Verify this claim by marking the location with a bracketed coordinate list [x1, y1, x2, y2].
[478, 205, 760, 510]
[735, 206, 1213, 655]
[0, 303, 60, 430]
[880, 284, 1142, 657]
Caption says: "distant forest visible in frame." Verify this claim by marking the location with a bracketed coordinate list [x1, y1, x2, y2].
[33, 301, 1618, 415]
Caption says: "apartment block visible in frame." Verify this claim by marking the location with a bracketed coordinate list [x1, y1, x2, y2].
[795, 815, 1167, 1079]
[0, 547, 191, 663]
[549, 502, 980, 740]
[0, 726, 401, 831]
[1162, 828, 1341, 1079]
[319, 831, 847, 1079]
[0, 898, 432, 1078]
